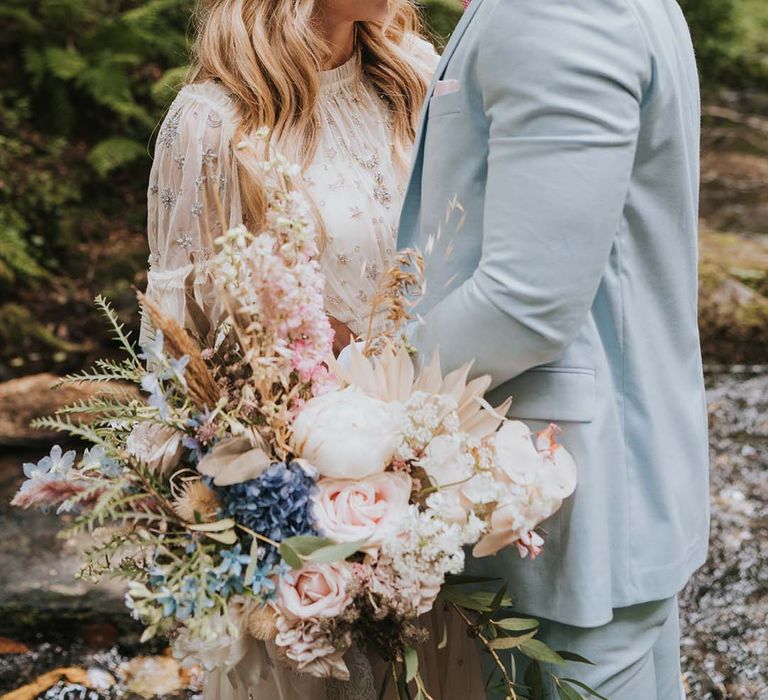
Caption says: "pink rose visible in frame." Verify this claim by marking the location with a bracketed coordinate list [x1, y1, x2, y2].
[312, 473, 411, 549]
[278, 562, 353, 621]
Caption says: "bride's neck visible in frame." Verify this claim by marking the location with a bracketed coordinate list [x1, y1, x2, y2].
[315, 11, 356, 69]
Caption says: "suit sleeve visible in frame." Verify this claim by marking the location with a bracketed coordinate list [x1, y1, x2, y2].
[408, 0, 651, 389]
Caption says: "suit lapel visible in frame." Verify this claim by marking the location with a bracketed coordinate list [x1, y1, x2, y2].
[398, 0, 487, 246]
[431, 0, 487, 88]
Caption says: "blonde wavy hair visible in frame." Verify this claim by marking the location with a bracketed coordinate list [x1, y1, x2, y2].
[189, 0, 430, 230]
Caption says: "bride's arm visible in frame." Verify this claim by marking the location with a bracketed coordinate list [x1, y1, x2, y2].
[141, 84, 242, 345]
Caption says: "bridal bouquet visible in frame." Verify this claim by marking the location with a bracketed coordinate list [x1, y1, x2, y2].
[13, 135, 579, 698]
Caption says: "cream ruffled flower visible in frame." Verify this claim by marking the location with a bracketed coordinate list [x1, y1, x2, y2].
[473, 422, 577, 558]
[329, 342, 511, 440]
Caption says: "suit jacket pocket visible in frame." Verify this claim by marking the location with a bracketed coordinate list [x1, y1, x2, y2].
[428, 91, 463, 119]
[492, 367, 597, 424]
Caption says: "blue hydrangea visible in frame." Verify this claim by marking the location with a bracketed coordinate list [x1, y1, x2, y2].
[217, 461, 318, 567]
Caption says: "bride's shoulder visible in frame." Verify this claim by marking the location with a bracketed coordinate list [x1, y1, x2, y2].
[402, 32, 441, 78]
[165, 80, 240, 135]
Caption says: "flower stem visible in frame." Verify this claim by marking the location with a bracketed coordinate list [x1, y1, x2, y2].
[236, 523, 281, 549]
[448, 602, 519, 700]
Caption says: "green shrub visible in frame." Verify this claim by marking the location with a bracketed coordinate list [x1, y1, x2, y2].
[420, 0, 462, 44]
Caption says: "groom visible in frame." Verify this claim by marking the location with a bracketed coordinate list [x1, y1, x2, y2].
[398, 0, 709, 697]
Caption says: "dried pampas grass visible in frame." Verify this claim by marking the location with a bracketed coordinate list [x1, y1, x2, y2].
[137, 291, 220, 410]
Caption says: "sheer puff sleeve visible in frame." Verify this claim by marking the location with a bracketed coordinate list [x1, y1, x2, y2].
[142, 82, 243, 345]
[404, 33, 441, 81]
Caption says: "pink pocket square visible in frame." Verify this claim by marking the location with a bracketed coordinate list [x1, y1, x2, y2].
[434, 79, 460, 97]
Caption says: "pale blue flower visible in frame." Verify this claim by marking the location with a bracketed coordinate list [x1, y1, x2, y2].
[168, 355, 190, 389]
[81, 446, 121, 477]
[215, 543, 251, 579]
[139, 330, 165, 366]
[249, 564, 277, 599]
[156, 587, 177, 618]
[141, 371, 170, 419]
[23, 445, 76, 479]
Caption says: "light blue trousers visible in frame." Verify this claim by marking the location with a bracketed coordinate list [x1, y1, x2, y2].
[492, 597, 685, 700]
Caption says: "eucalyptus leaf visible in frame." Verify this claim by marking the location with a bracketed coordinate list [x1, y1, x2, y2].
[280, 542, 303, 570]
[519, 639, 566, 666]
[203, 530, 238, 545]
[281, 535, 336, 556]
[487, 630, 538, 650]
[561, 679, 609, 700]
[557, 651, 595, 666]
[489, 584, 509, 612]
[524, 661, 545, 700]
[404, 646, 419, 683]
[305, 539, 367, 564]
[557, 681, 584, 700]
[495, 617, 540, 632]
[188, 518, 236, 532]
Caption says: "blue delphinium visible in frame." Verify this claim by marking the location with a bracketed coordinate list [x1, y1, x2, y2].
[217, 461, 318, 567]
[22, 445, 76, 480]
[138, 330, 191, 419]
[81, 446, 121, 477]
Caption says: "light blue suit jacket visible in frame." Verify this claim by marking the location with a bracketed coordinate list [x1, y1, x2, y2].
[398, 0, 709, 626]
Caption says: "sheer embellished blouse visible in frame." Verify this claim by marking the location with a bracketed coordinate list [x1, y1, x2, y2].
[144, 36, 438, 343]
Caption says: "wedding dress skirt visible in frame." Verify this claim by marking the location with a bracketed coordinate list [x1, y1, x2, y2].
[204, 606, 485, 700]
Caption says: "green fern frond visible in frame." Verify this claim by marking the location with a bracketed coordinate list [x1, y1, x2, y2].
[54, 396, 145, 419]
[30, 415, 113, 448]
[151, 65, 189, 105]
[95, 295, 140, 361]
[88, 137, 148, 177]
[61, 367, 133, 384]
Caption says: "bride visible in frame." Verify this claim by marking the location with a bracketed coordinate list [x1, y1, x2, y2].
[143, 0, 483, 698]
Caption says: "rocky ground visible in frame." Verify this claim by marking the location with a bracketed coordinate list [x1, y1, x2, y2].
[680, 367, 768, 700]
[0, 369, 766, 699]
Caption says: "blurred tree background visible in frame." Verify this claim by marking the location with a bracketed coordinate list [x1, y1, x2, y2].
[0, 0, 767, 380]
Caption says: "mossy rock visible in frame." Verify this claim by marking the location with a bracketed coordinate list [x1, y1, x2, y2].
[699, 230, 768, 363]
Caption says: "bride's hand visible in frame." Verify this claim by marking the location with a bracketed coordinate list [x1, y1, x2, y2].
[329, 316, 353, 356]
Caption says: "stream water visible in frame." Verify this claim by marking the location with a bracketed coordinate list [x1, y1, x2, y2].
[0, 368, 765, 699]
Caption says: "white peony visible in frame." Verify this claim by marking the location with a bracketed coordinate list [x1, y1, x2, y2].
[291, 386, 403, 479]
